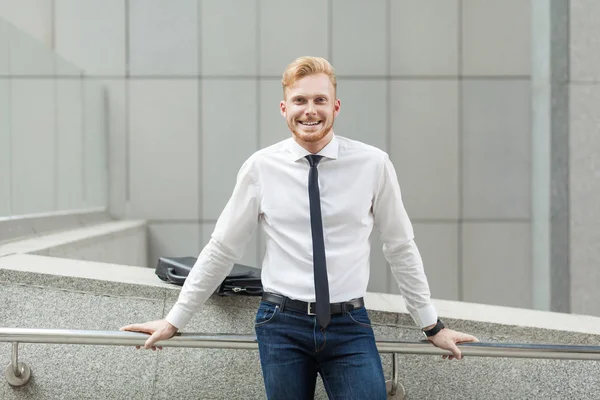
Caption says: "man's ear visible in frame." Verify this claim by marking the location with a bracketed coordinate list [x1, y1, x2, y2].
[280, 100, 286, 117]
[333, 98, 341, 117]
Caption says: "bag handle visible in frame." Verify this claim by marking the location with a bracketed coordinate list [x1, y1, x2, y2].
[167, 268, 187, 285]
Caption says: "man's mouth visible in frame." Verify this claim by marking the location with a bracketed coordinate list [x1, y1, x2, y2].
[299, 120, 321, 126]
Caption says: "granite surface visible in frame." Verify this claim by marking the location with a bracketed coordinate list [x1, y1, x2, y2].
[1, 268, 600, 399]
[0, 283, 161, 400]
[0, 268, 168, 301]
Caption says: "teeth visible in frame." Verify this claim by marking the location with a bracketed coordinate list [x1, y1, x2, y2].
[301, 121, 320, 126]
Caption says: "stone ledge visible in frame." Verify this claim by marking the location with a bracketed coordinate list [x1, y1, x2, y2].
[365, 292, 600, 336]
[2, 255, 600, 399]
[0, 254, 170, 300]
[2, 253, 600, 339]
[0, 207, 110, 244]
[0, 220, 146, 257]
[1, 263, 600, 399]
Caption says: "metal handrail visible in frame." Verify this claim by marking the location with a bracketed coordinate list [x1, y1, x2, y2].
[3, 328, 600, 396]
[3, 328, 600, 359]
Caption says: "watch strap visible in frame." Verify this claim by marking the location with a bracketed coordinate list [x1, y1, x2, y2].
[423, 318, 445, 337]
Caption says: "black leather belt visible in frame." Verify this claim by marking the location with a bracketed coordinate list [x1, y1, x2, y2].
[261, 292, 364, 316]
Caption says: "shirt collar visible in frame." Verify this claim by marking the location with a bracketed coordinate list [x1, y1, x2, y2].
[287, 132, 339, 162]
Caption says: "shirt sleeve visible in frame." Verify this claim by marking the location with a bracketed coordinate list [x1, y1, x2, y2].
[372, 153, 438, 328]
[166, 158, 261, 330]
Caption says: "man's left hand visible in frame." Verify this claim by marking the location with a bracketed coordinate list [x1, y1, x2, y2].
[427, 328, 479, 360]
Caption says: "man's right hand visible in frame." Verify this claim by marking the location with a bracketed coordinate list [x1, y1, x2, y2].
[119, 319, 178, 351]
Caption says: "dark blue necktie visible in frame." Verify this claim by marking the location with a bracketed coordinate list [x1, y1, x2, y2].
[305, 154, 330, 329]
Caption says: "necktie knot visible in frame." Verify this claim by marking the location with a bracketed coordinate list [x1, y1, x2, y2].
[306, 154, 323, 167]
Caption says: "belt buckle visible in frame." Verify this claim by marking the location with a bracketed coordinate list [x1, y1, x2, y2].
[307, 302, 316, 316]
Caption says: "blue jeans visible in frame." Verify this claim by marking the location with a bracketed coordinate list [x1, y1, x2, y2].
[254, 301, 387, 400]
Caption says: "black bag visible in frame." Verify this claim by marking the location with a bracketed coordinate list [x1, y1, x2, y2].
[155, 256, 263, 296]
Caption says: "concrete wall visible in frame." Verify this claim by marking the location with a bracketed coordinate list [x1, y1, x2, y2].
[11, 1, 600, 320]
[569, 1, 600, 316]
[0, 18, 108, 218]
[1, 257, 600, 399]
[0, 0, 536, 307]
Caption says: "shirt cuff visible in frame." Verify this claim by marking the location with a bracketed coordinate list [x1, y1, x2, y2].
[165, 304, 194, 331]
[412, 304, 438, 329]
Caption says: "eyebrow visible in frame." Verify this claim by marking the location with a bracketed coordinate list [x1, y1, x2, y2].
[291, 94, 330, 100]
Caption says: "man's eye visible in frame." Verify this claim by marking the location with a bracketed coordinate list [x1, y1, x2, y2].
[294, 98, 305, 103]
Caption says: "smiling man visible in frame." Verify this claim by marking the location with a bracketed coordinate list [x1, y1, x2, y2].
[122, 56, 477, 399]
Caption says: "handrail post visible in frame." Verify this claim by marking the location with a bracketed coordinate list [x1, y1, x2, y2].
[4, 342, 31, 387]
[386, 353, 406, 399]
[390, 353, 398, 394]
[12, 342, 21, 377]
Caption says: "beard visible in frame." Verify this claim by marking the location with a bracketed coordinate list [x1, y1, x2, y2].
[288, 118, 334, 143]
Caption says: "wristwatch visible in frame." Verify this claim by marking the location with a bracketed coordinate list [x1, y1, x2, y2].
[423, 318, 445, 338]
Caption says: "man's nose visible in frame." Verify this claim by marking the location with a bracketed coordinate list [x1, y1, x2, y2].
[305, 101, 316, 115]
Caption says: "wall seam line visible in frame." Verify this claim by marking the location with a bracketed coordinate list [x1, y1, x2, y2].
[457, 0, 464, 302]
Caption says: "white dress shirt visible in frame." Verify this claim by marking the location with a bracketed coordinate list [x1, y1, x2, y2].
[166, 134, 438, 330]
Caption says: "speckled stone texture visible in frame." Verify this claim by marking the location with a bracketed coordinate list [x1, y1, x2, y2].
[1, 269, 600, 399]
[0, 283, 161, 400]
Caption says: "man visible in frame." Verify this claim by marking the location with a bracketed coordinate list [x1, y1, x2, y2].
[122, 56, 478, 399]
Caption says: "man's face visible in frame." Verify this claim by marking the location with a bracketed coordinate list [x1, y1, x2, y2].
[280, 73, 341, 145]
